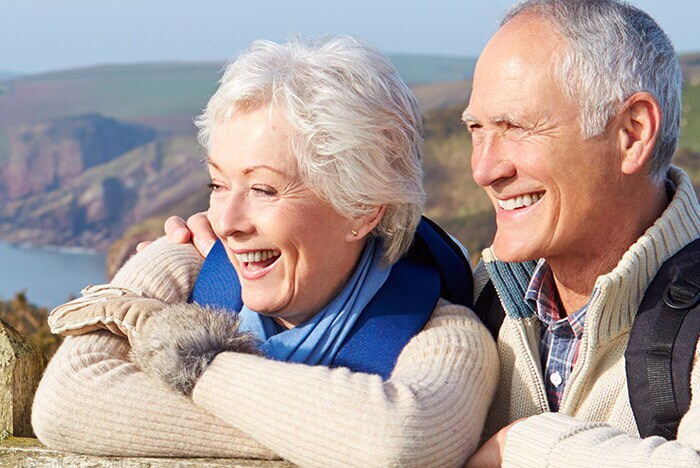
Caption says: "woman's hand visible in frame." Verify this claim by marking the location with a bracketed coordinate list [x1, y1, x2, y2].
[130, 303, 261, 395]
[137, 213, 217, 258]
[48, 285, 166, 342]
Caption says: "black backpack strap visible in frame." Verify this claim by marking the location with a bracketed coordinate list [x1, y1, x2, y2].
[474, 280, 505, 340]
[626, 238, 700, 440]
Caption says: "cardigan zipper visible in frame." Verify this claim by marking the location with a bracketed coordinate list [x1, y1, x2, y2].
[515, 318, 549, 412]
[495, 285, 550, 413]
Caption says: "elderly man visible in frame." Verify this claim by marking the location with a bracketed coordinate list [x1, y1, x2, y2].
[463, 0, 700, 466]
[150, 0, 698, 465]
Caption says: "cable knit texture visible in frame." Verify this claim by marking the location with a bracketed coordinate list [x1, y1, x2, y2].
[33, 237, 499, 467]
[480, 167, 700, 467]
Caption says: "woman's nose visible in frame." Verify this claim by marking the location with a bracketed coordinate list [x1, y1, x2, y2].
[210, 193, 255, 239]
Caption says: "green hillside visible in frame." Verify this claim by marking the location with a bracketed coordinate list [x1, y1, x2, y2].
[0, 56, 474, 133]
[0, 63, 221, 132]
[682, 82, 700, 153]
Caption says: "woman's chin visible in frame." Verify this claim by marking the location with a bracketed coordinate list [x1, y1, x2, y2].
[241, 289, 285, 315]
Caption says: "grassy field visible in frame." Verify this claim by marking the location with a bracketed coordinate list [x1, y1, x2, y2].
[681, 82, 700, 153]
[0, 63, 221, 132]
[0, 56, 475, 133]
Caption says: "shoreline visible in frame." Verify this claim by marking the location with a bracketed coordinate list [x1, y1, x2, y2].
[0, 240, 104, 256]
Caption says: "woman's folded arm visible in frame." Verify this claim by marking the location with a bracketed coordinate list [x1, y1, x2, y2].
[31, 330, 277, 459]
[191, 300, 499, 468]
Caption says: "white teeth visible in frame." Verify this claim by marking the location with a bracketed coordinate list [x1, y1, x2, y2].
[498, 192, 543, 211]
[235, 250, 280, 263]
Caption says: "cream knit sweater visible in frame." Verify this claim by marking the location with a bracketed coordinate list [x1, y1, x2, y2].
[476, 167, 700, 467]
[32, 238, 499, 467]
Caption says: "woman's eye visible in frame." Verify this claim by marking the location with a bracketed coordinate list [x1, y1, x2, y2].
[209, 182, 227, 193]
[251, 185, 277, 197]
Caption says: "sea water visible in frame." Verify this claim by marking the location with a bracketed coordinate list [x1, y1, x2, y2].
[0, 241, 106, 310]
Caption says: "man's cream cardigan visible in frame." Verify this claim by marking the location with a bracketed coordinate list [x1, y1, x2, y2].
[476, 167, 700, 467]
[32, 236, 498, 467]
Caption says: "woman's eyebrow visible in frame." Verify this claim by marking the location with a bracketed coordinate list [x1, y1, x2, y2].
[242, 165, 290, 177]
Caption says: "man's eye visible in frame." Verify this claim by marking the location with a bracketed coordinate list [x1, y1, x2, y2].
[506, 123, 527, 133]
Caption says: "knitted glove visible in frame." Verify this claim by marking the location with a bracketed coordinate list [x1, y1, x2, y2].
[130, 303, 262, 395]
[49, 285, 166, 343]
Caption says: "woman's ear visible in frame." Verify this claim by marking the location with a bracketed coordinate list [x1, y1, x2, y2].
[617, 92, 661, 176]
[345, 205, 386, 242]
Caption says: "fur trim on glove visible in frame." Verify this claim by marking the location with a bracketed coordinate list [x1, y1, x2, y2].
[129, 303, 262, 395]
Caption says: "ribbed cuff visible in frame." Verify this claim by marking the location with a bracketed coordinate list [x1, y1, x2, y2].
[112, 236, 204, 303]
[503, 413, 606, 467]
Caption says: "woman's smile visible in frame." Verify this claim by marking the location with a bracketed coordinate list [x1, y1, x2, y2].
[233, 248, 282, 279]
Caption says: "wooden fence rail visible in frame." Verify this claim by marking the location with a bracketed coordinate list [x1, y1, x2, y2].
[0, 319, 290, 467]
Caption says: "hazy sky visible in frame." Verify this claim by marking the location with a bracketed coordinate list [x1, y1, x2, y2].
[3, 0, 699, 74]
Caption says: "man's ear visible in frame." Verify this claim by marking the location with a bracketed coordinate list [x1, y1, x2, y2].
[617, 92, 661, 176]
[345, 205, 386, 242]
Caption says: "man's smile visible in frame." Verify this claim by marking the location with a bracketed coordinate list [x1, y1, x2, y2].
[496, 191, 545, 211]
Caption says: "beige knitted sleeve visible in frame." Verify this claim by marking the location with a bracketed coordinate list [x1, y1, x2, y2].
[110, 237, 204, 302]
[191, 300, 499, 467]
[34, 301, 497, 465]
[31, 331, 277, 459]
[501, 339, 700, 467]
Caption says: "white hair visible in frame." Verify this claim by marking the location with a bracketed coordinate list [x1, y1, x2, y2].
[503, 0, 682, 182]
[196, 36, 425, 264]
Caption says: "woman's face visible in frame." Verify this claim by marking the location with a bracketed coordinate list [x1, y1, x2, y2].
[207, 107, 366, 328]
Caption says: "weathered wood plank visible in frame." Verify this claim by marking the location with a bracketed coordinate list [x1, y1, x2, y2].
[0, 322, 292, 466]
[0, 437, 294, 467]
[0, 318, 45, 437]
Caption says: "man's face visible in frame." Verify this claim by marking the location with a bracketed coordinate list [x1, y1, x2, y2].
[464, 16, 621, 264]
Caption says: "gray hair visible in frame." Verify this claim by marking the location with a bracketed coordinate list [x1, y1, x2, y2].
[503, 0, 682, 182]
[196, 36, 425, 264]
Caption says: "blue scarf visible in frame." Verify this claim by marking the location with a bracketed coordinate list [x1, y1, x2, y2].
[237, 238, 391, 366]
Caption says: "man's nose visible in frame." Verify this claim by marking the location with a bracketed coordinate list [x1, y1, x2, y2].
[471, 132, 516, 188]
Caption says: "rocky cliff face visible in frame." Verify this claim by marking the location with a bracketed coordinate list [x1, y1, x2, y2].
[0, 114, 157, 202]
[0, 114, 208, 251]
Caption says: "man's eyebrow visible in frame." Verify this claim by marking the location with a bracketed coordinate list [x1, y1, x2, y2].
[461, 110, 479, 125]
[492, 113, 523, 125]
[465, 111, 529, 128]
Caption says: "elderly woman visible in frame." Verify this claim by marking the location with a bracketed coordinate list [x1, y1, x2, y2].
[32, 36, 498, 467]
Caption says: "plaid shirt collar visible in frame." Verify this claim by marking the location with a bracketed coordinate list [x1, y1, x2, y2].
[524, 259, 587, 339]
